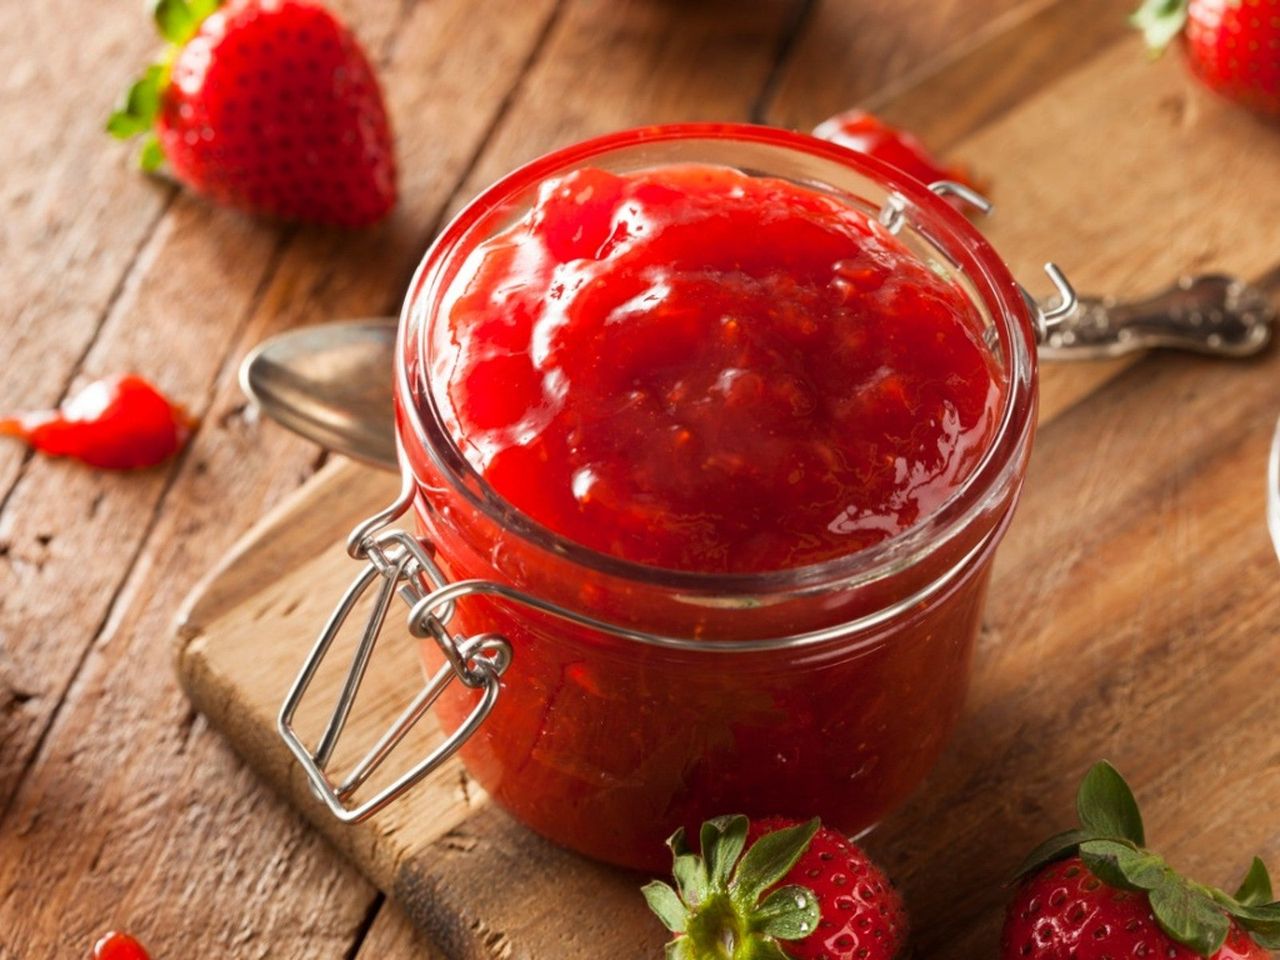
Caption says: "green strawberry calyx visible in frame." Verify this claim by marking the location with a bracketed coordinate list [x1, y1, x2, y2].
[106, 0, 222, 170]
[643, 815, 822, 960]
[1130, 0, 1190, 54]
[1014, 761, 1280, 957]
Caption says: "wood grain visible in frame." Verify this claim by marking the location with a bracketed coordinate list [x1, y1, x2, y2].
[6, 0, 1278, 957]
[171, 6, 1280, 959]
[0, 0, 560, 955]
[445, 0, 806, 223]
[0, 0, 175, 501]
[763, 0, 1053, 130]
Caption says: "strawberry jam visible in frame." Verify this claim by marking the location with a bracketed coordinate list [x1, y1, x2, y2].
[395, 126, 1037, 871]
[433, 164, 1002, 571]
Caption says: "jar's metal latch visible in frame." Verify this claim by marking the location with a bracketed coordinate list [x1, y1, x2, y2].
[877, 183, 1274, 360]
[277, 472, 512, 824]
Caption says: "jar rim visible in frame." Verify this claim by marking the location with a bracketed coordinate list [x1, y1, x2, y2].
[396, 122, 1039, 596]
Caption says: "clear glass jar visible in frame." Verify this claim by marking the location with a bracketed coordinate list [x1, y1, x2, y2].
[393, 124, 1039, 871]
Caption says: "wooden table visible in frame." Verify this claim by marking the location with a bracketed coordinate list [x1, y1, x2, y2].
[0, 1, 1272, 957]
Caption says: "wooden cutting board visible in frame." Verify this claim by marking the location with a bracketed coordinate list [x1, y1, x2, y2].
[174, 8, 1280, 959]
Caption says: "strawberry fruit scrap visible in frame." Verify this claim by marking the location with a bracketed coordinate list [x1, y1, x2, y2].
[108, 0, 397, 226]
[1006, 761, 1279, 958]
[643, 815, 906, 960]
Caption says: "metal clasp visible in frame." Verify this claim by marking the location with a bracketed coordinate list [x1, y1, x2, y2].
[277, 474, 511, 824]
[877, 182, 1078, 346]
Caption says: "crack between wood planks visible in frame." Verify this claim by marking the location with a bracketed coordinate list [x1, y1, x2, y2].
[0, 436, 192, 831]
[344, 892, 386, 960]
[855, 0, 1085, 125]
[0, 226, 293, 834]
[0, 186, 181, 522]
[750, 0, 818, 125]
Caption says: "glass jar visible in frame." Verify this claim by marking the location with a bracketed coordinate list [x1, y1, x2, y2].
[282, 123, 1048, 874]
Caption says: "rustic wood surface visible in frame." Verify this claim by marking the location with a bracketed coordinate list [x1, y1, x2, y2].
[2, 0, 1276, 958]
[175, 3, 1280, 959]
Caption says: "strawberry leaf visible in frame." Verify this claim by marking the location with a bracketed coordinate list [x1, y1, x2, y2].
[642, 881, 688, 934]
[672, 853, 708, 908]
[702, 815, 749, 890]
[1234, 858, 1274, 907]
[1226, 897, 1280, 947]
[188, 0, 220, 19]
[153, 0, 199, 44]
[731, 819, 820, 910]
[1076, 761, 1145, 845]
[1079, 839, 1159, 892]
[667, 827, 692, 858]
[107, 64, 166, 140]
[752, 884, 820, 941]
[1249, 929, 1280, 951]
[139, 137, 165, 173]
[1013, 828, 1095, 880]
[664, 940, 694, 960]
[1130, 0, 1189, 53]
[1148, 878, 1230, 957]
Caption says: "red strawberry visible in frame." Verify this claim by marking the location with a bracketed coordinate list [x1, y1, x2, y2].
[0, 374, 195, 470]
[1002, 761, 1279, 960]
[1132, 0, 1280, 117]
[643, 815, 908, 960]
[812, 109, 980, 194]
[93, 931, 151, 960]
[108, 0, 396, 226]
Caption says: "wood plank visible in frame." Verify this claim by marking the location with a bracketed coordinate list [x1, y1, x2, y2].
[866, 348, 1280, 959]
[0, 0, 177, 499]
[763, 0, 1056, 131]
[171, 7, 1280, 958]
[0, 187, 281, 814]
[445, 0, 805, 221]
[0, 0, 562, 955]
[355, 900, 446, 960]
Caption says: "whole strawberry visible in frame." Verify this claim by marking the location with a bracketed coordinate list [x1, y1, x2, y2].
[643, 815, 908, 960]
[1003, 761, 1280, 959]
[108, 0, 396, 226]
[1132, 0, 1280, 117]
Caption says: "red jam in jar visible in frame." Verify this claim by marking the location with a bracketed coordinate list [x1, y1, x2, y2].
[397, 125, 1037, 871]
[435, 164, 1003, 571]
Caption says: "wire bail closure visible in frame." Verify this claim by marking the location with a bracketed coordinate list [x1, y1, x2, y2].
[277, 470, 512, 824]
[878, 182, 1079, 345]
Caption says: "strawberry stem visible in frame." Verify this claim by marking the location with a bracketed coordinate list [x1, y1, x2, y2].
[1014, 761, 1280, 956]
[1130, 0, 1190, 53]
[644, 816, 821, 960]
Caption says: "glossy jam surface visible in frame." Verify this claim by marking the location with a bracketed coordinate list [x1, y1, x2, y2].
[433, 164, 1003, 572]
[0, 375, 194, 470]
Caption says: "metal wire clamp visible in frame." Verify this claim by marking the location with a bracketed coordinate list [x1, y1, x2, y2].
[277, 472, 512, 823]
